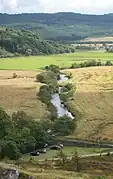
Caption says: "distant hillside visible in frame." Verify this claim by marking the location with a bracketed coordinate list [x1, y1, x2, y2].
[1, 13, 113, 41]
[0, 28, 75, 57]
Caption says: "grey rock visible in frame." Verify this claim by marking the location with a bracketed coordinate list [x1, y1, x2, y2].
[28, 176, 34, 179]
[0, 168, 19, 179]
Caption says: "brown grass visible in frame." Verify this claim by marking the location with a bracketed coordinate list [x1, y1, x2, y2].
[0, 70, 50, 119]
[63, 67, 113, 141]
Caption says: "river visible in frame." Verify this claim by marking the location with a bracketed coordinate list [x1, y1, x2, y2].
[51, 74, 74, 119]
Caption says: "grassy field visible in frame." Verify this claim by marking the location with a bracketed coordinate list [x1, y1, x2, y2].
[21, 146, 106, 161]
[0, 51, 113, 70]
[83, 36, 113, 42]
[1, 153, 113, 179]
[63, 66, 113, 141]
[0, 70, 50, 118]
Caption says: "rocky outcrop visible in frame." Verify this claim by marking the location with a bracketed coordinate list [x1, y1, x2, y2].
[0, 168, 34, 179]
[0, 168, 19, 179]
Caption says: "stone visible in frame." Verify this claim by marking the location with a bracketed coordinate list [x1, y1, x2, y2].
[0, 168, 19, 179]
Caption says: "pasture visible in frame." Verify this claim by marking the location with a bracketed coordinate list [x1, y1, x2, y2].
[1, 51, 113, 70]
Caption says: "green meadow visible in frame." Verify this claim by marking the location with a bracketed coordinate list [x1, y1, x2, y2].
[0, 51, 113, 70]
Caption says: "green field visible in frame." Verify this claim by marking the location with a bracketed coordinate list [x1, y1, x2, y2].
[1, 51, 113, 70]
[21, 146, 108, 161]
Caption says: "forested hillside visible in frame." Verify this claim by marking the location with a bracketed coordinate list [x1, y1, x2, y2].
[0, 28, 75, 57]
[1, 13, 113, 41]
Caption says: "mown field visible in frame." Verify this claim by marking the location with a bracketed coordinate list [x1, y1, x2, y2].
[64, 66, 113, 141]
[1, 51, 113, 70]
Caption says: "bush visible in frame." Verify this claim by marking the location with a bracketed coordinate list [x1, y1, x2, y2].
[46, 64, 60, 74]
[60, 83, 74, 103]
[64, 83, 73, 91]
[36, 71, 57, 86]
[1, 141, 21, 160]
[48, 103, 57, 119]
[38, 85, 52, 104]
[53, 116, 75, 135]
[105, 60, 112, 66]
[67, 72, 73, 79]
[13, 73, 17, 79]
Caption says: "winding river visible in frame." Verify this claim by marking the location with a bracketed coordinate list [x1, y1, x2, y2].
[51, 74, 74, 119]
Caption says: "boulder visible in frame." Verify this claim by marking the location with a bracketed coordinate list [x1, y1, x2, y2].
[0, 168, 35, 179]
[0, 168, 19, 179]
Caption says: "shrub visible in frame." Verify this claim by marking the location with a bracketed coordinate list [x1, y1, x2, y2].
[36, 71, 58, 86]
[13, 73, 17, 79]
[53, 116, 75, 135]
[67, 72, 73, 79]
[38, 85, 51, 104]
[105, 60, 112, 66]
[48, 103, 57, 119]
[1, 140, 21, 160]
[60, 83, 75, 103]
[64, 83, 73, 91]
[46, 64, 60, 74]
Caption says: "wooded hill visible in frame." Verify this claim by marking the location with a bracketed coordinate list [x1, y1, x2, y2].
[0, 28, 75, 57]
[1, 13, 113, 41]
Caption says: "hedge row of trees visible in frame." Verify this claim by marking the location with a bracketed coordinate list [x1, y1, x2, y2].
[0, 28, 76, 57]
[71, 60, 113, 69]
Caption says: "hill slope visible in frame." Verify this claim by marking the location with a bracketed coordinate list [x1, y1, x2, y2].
[1, 13, 113, 41]
[0, 28, 75, 57]
[64, 67, 113, 141]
